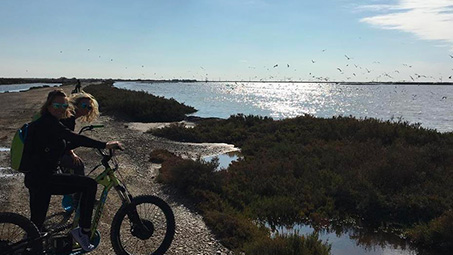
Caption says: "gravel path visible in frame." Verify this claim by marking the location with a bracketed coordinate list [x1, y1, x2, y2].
[0, 83, 235, 255]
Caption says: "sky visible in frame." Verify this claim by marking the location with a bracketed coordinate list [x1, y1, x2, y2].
[1, 0, 453, 82]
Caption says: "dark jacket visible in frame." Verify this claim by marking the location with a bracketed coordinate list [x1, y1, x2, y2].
[59, 115, 77, 152]
[24, 112, 105, 188]
[60, 115, 76, 132]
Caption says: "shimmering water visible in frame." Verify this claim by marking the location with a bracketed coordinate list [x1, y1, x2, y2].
[114, 81, 453, 133]
[0, 83, 61, 93]
[113, 81, 448, 254]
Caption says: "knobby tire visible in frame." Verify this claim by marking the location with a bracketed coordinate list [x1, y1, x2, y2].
[0, 212, 43, 255]
[110, 195, 175, 255]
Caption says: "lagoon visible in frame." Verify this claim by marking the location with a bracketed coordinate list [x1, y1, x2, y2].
[0, 83, 61, 93]
[114, 81, 453, 133]
[114, 81, 445, 254]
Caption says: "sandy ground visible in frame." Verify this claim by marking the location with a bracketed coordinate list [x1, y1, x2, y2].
[0, 83, 235, 254]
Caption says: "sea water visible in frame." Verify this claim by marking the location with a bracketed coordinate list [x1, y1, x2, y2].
[114, 81, 447, 254]
[0, 83, 61, 93]
[114, 81, 453, 133]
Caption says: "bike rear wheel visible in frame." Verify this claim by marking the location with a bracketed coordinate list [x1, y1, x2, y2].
[110, 195, 175, 255]
[0, 212, 43, 255]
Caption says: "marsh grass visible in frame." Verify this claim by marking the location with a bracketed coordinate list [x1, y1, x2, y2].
[153, 114, 453, 253]
[83, 82, 196, 122]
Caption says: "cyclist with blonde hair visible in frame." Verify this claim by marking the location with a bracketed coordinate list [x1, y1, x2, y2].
[60, 92, 100, 174]
[60, 92, 101, 212]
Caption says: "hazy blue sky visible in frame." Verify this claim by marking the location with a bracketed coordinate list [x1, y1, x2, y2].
[1, 0, 453, 82]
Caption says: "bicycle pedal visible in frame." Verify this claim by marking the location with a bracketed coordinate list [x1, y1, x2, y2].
[51, 234, 74, 253]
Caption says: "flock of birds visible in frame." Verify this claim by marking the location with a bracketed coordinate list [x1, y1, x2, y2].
[248, 52, 453, 83]
[48, 48, 453, 83]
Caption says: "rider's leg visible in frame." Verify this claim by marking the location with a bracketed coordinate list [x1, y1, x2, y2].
[45, 174, 97, 251]
[45, 174, 97, 230]
[28, 188, 51, 231]
[59, 154, 86, 208]
[59, 154, 85, 176]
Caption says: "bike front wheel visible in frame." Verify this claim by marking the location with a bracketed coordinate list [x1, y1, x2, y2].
[110, 195, 175, 255]
[0, 212, 42, 255]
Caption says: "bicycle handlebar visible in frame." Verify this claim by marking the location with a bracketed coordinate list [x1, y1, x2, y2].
[79, 124, 105, 134]
[78, 125, 123, 170]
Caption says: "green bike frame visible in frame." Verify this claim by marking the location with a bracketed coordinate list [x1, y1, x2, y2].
[71, 158, 132, 239]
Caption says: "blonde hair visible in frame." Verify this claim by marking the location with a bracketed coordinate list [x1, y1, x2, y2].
[40, 89, 73, 118]
[69, 92, 100, 123]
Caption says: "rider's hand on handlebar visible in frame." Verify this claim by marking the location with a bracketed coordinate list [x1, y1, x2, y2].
[106, 141, 124, 151]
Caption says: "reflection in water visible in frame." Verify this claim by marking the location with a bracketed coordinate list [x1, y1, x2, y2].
[203, 151, 240, 170]
[271, 222, 418, 255]
[115, 82, 453, 132]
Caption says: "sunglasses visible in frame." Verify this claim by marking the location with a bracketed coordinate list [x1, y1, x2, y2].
[80, 102, 93, 110]
[52, 103, 69, 109]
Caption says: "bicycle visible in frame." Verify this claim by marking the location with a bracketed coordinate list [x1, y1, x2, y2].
[0, 125, 175, 255]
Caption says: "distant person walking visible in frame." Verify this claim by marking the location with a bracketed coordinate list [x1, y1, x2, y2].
[73, 79, 81, 93]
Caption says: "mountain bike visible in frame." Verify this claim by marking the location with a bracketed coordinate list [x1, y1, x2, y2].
[0, 125, 175, 255]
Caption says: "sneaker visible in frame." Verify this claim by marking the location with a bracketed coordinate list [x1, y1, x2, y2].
[70, 227, 95, 252]
[62, 195, 74, 213]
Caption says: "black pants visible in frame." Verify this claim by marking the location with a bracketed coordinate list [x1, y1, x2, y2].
[59, 154, 85, 207]
[27, 174, 97, 231]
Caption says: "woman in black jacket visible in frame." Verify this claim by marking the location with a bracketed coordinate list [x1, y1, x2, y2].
[24, 89, 122, 251]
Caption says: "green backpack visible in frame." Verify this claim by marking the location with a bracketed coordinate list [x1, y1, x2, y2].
[10, 114, 40, 173]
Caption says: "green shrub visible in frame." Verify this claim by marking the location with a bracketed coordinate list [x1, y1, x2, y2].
[84, 82, 196, 122]
[158, 156, 221, 193]
[203, 210, 267, 249]
[408, 210, 453, 252]
[154, 114, 453, 251]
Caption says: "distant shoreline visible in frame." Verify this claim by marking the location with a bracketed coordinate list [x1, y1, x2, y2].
[1, 77, 453, 86]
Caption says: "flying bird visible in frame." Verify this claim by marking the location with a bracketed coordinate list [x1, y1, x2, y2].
[273, 64, 278, 68]
[337, 68, 343, 72]
[311, 60, 315, 63]
[449, 54, 453, 58]
[344, 55, 351, 60]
